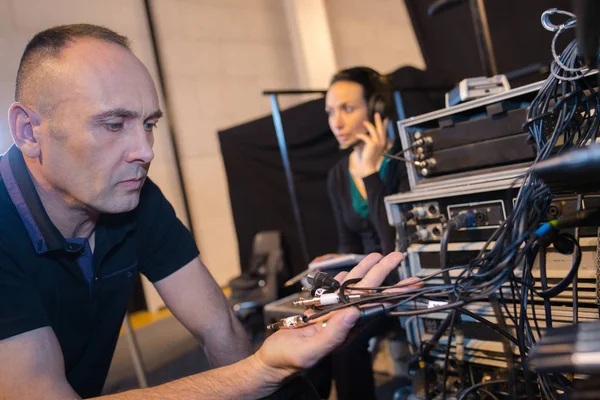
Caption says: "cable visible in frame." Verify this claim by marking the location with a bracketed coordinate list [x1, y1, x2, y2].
[491, 297, 518, 400]
[441, 310, 456, 400]
[456, 380, 509, 400]
[456, 308, 520, 347]
[538, 246, 553, 328]
[383, 152, 416, 164]
[533, 235, 581, 298]
[478, 389, 501, 400]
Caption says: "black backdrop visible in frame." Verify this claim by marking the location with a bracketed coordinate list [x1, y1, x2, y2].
[405, 0, 573, 88]
[218, 98, 343, 279]
[218, 70, 444, 279]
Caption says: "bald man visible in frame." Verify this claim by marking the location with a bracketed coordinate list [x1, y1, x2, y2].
[0, 24, 410, 399]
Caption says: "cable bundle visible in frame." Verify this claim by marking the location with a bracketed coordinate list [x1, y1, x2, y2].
[278, 9, 600, 399]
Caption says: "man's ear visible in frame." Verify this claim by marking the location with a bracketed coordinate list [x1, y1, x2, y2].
[8, 103, 42, 158]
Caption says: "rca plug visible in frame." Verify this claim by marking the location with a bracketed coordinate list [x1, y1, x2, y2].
[414, 136, 433, 148]
[266, 314, 309, 331]
[301, 286, 325, 297]
[407, 207, 427, 220]
[408, 228, 429, 243]
[293, 293, 362, 307]
[307, 272, 340, 290]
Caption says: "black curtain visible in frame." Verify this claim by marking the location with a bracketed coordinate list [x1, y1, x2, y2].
[218, 98, 344, 278]
[389, 66, 448, 117]
[405, 0, 573, 88]
[219, 75, 446, 279]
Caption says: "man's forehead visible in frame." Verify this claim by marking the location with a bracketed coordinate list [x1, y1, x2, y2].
[47, 39, 159, 112]
[59, 39, 146, 81]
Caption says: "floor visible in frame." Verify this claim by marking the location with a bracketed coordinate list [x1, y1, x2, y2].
[102, 314, 210, 395]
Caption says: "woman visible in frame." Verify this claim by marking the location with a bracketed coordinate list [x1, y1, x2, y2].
[316, 66, 408, 261]
[310, 67, 409, 400]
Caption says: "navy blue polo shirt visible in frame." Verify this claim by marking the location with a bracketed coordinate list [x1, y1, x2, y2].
[0, 145, 199, 398]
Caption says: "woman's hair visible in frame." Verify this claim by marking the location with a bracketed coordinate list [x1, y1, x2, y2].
[330, 66, 384, 103]
[330, 66, 396, 121]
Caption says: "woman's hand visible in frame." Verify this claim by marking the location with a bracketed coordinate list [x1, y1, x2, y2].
[354, 112, 389, 177]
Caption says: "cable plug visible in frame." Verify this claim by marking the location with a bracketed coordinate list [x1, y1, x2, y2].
[293, 293, 362, 307]
[307, 272, 340, 291]
[267, 314, 308, 331]
[448, 211, 475, 230]
[357, 304, 387, 321]
[408, 228, 430, 243]
[555, 208, 600, 229]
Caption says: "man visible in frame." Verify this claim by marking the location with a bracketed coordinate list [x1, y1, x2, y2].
[0, 24, 408, 399]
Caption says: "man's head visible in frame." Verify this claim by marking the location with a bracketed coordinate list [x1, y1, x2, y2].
[9, 24, 161, 214]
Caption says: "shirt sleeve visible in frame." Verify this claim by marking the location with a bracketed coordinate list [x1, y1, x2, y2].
[327, 168, 363, 254]
[0, 250, 50, 340]
[135, 179, 200, 283]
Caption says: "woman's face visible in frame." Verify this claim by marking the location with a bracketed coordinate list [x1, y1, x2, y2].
[325, 81, 369, 149]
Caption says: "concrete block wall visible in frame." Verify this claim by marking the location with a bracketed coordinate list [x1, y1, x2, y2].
[150, 0, 300, 286]
[325, 0, 426, 72]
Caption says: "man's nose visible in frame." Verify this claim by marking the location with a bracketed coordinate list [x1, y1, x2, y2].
[125, 127, 154, 164]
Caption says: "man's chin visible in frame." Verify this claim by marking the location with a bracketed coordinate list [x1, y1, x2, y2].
[98, 195, 141, 214]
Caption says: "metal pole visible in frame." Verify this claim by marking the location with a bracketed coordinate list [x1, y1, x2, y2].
[123, 313, 148, 388]
[470, 0, 498, 76]
[393, 90, 407, 121]
[269, 94, 310, 267]
[143, 0, 196, 238]
[573, 194, 583, 323]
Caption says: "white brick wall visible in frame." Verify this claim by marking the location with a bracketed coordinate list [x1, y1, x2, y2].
[325, 0, 426, 72]
[151, 0, 301, 285]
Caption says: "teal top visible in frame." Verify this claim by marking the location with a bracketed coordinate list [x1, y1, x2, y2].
[349, 157, 391, 218]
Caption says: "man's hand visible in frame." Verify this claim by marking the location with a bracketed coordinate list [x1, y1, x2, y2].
[253, 251, 411, 385]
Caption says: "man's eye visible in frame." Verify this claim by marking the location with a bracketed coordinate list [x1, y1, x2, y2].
[105, 123, 123, 131]
[144, 122, 158, 132]
[342, 105, 355, 113]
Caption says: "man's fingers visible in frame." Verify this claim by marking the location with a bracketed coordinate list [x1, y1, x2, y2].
[342, 253, 383, 282]
[382, 276, 423, 294]
[355, 252, 404, 288]
[333, 271, 348, 283]
[311, 307, 360, 352]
